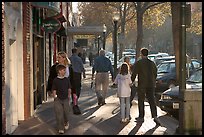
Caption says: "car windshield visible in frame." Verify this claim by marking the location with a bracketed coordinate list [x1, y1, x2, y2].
[157, 62, 175, 73]
[187, 69, 202, 83]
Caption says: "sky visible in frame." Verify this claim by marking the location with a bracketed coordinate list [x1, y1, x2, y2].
[72, 2, 78, 13]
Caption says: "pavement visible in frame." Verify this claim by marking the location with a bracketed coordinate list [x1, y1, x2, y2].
[12, 63, 179, 135]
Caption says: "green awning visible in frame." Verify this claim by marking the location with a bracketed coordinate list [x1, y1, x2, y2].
[31, 2, 60, 17]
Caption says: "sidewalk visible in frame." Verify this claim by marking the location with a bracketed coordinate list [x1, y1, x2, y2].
[12, 64, 179, 135]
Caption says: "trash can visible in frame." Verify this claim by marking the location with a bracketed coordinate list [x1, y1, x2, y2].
[183, 89, 202, 134]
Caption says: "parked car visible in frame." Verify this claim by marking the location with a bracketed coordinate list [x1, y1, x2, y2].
[155, 60, 196, 101]
[154, 56, 175, 66]
[191, 58, 202, 69]
[117, 55, 136, 70]
[123, 49, 136, 56]
[148, 52, 169, 62]
[159, 67, 202, 118]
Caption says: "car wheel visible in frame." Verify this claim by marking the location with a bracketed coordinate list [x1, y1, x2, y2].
[168, 80, 176, 88]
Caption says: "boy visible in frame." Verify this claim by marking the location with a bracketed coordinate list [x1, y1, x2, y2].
[52, 64, 71, 134]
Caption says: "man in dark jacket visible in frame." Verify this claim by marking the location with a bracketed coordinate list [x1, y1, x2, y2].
[131, 48, 160, 125]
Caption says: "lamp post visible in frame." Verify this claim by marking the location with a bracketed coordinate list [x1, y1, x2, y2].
[97, 36, 101, 56]
[113, 11, 120, 78]
[103, 24, 107, 50]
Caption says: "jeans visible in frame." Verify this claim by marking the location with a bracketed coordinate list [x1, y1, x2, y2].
[119, 97, 130, 119]
[54, 98, 70, 130]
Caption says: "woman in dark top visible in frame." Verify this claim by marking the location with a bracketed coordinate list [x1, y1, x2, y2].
[47, 51, 70, 96]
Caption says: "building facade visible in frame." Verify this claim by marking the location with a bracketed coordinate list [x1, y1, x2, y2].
[2, 2, 75, 134]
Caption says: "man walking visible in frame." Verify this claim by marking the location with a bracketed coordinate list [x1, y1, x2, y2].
[131, 48, 161, 125]
[92, 50, 114, 106]
[69, 48, 86, 104]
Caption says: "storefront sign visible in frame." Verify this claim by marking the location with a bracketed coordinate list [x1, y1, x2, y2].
[41, 18, 61, 33]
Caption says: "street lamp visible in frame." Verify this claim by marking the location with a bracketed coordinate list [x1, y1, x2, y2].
[113, 11, 120, 78]
[103, 24, 107, 50]
[97, 35, 101, 56]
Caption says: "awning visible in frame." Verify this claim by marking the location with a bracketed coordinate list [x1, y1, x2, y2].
[31, 2, 61, 17]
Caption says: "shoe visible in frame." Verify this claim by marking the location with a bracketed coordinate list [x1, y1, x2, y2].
[129, 115, 132, 120]
[135, 117, 144, 122]
[64, 122, 69, 130]
[98, 97, 103, 106]
[58, 130, 64, 134]
[121, 118, 127, 123]
[125, 118, 130, 122]
[153, 117, 161, 125]
[101, 102, 106, 105]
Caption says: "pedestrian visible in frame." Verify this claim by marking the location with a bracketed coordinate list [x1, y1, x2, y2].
[92, 49, 114, 106]
[52, 64, 71, 134]
[47, 51, 71, 97]
[123, 56, 133, 73]
[78, 52, 83, 62]
[69, 48, 86, 108]
[88, 51, 93, 66]
[123, 56, 137, 108]
[114, 63, 132, 123]
[131, 48, 161, 125]
[82, 49, 86, 64]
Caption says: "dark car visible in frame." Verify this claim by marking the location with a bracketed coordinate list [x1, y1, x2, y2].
[159, 67, 202, 118]
[191, 59, 202, 69]
[155, 60, 196, 100]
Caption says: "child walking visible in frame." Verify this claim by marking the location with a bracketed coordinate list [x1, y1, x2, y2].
[114, 63, 132, 123]
[52, 64, 72, 134]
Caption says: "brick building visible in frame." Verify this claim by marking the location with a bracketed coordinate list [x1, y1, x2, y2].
[2, 2, 75, 134]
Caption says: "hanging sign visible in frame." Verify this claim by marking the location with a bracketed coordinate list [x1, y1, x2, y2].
[41, 18, 61, 33]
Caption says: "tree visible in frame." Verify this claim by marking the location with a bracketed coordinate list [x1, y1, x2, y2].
[186, 2, 202, 35]
[133, 2, 169, 59]
[106, 2, 135, 58]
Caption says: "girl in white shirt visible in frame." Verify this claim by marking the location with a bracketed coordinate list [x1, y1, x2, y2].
[114, 63, 132, 123]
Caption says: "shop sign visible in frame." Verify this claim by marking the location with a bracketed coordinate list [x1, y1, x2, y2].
[41, 18, 61, 33]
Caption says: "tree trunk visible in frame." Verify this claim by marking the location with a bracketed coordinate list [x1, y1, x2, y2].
[136, 9, 143, 60]
[119, 3, 127, 59]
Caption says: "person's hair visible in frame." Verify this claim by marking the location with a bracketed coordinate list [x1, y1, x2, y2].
[124, 56, 130, 63]
[78, 52, 82, 57]
[57, 51, 70, 66]
[72, 48, 77, 54]
[120, 63, 128, 75]
[140, 48, 148, 56]
[99, 50, 105, 56]
[56, 64, 66, 73]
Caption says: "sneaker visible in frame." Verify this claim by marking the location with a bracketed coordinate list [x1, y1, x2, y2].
[58, 130, 64, 134]
[101, 102, 106, 105]
[135, 117, 144, 122]
[125, 118, 130, 122]
[121, 118, 127, 123]
[64, 122, 69, 130]
[153, 117, 161, 125]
